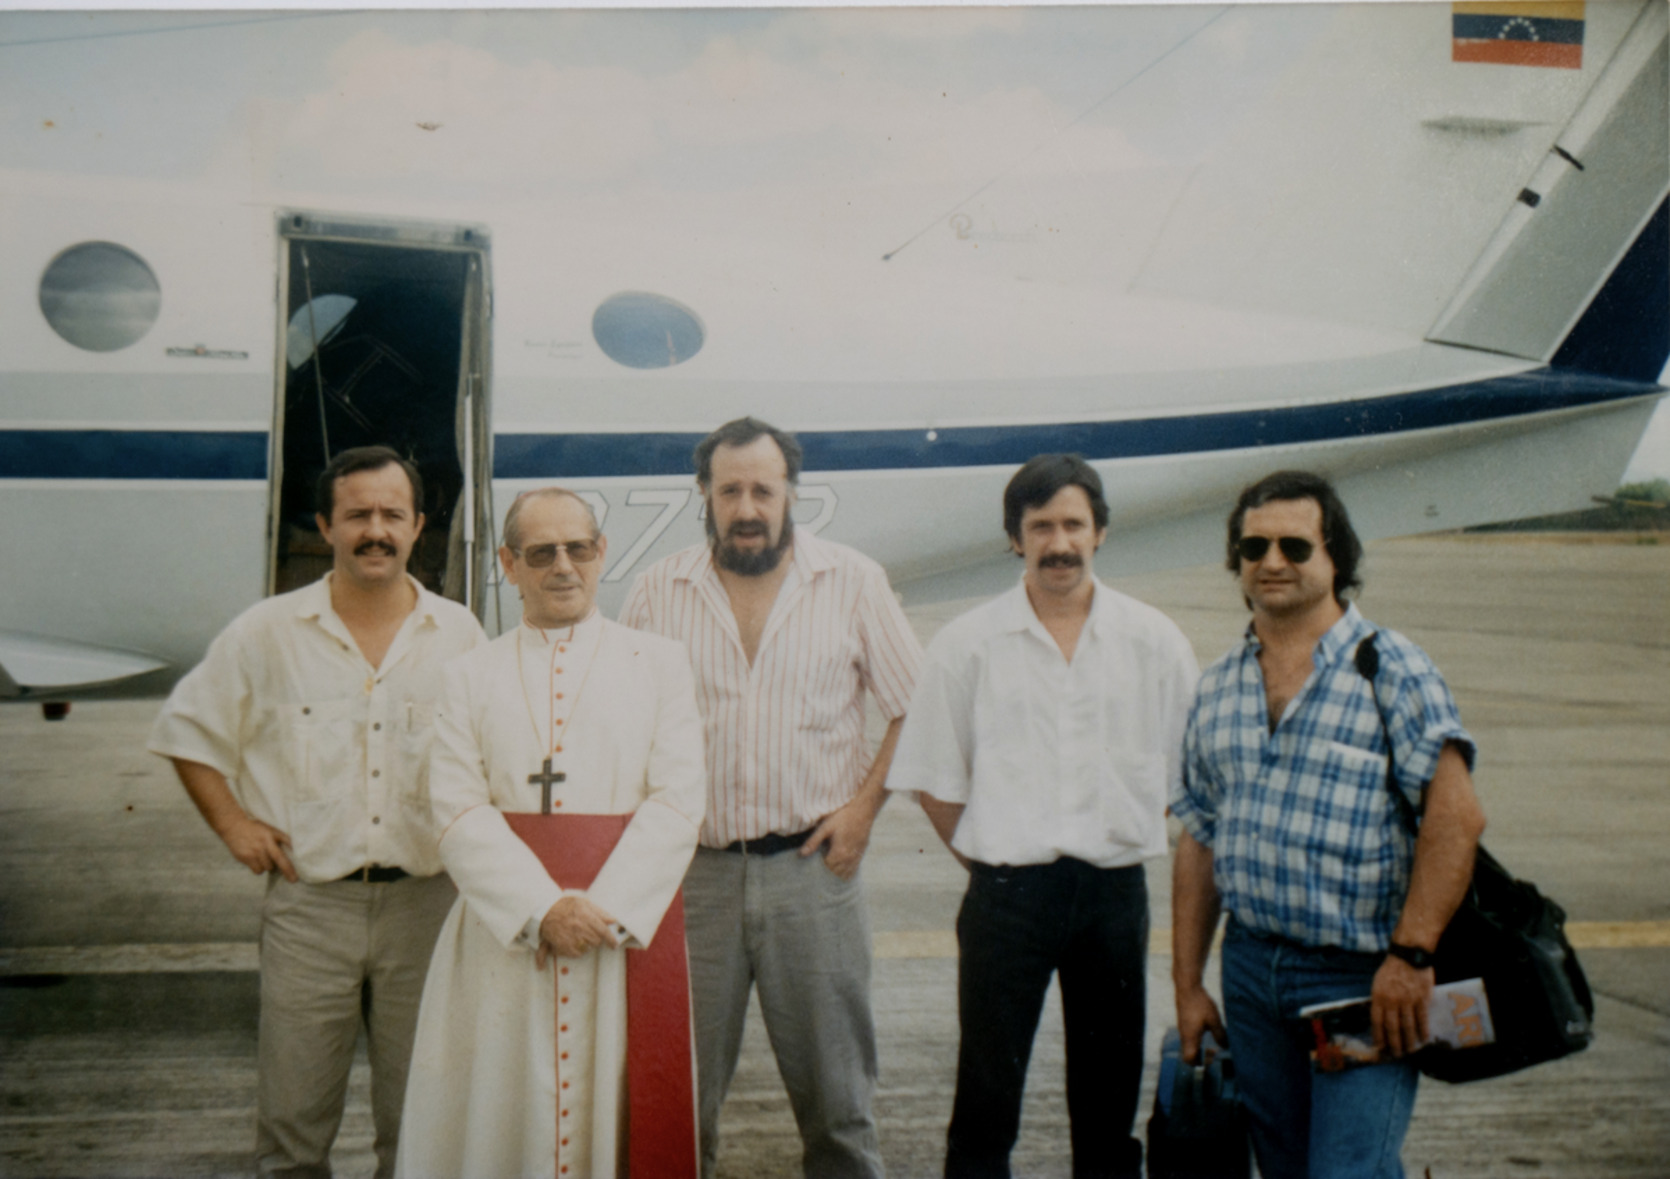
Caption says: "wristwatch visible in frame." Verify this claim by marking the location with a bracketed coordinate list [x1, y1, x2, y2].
[1385, 941, 1436, 970]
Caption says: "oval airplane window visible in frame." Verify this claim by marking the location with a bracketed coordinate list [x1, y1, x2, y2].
[38, 241, 162, 352]
[592, 291, 704, 369]
[286, 294, 358, 369]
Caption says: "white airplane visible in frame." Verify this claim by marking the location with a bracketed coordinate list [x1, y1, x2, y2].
[1, 2, 1665, 708]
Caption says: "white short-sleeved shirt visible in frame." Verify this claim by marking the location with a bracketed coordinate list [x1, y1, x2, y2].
[148, 573, 487, 881]
[887, 578, 1199, 869]
[620, 530, 923, 847]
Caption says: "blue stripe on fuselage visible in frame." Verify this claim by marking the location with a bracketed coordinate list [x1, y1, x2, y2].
[0, 428, 268, 480]
[0, 368, 1658, 481]
[494, 368, 1660, 478]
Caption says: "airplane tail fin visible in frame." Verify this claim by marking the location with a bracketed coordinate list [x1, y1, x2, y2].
[1428, 1, 1668, 383]
[1548, 198, 1668, 383]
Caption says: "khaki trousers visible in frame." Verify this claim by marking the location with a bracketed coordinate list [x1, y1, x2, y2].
[255, 872, 454, 1179]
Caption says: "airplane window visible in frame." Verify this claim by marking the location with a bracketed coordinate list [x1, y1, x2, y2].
[286, 294, 359, 369]
[38, 241, 162, 352]
[592, 291, 704, 369]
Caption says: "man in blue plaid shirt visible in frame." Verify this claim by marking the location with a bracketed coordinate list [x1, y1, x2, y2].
[1170, 470, 1487, 1179]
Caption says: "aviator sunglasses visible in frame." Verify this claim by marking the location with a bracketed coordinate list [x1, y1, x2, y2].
[513, 540, 600, 567]
[1235, 535, 1316, 564]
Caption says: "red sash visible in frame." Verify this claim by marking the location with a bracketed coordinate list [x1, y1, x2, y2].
[504, 812, 698, 1179]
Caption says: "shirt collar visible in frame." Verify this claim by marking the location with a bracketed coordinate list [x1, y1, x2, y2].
[296, 571, 437, 658]
[295, 571, 436, 626]
[1314, 601, 1371, 667]
[999, 574, 1111, 642]
[1239, 600, 1368, 665]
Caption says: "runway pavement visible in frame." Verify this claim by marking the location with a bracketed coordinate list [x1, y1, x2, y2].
[1, 534, 1666, 1177]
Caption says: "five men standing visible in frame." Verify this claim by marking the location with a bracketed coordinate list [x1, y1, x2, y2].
[154, 437, 1482, 1179]
[888, 455, 1199, 1179]
[1171, 470, 1486, 1179]
[621, 417, 923, 1179]
[149, 446, 486, 1179]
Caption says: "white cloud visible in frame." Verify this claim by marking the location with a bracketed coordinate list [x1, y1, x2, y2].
[263, 16, 1156, 208]
[276, 29, 661, 188]
[802, 7, 1029, 45]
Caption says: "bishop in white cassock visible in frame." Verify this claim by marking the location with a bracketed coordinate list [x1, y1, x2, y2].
[395, 489, 706, 1179]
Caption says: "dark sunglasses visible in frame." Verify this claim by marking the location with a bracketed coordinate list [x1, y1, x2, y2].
[1236, 535, 1316, 564]
[514, 540, 600, 567]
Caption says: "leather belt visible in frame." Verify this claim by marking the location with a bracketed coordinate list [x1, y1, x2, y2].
[336, 865, 409, 883]
[718, 828, 815, 856]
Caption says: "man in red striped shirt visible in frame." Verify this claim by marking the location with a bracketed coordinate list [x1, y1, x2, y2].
[621, 416, 923, 1178]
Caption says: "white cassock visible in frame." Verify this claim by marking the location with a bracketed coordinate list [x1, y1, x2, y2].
[395, 611, 706, 1179]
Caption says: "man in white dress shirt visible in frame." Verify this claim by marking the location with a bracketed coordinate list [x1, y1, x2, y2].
[149, 446, 487, 1179]
[887, 454, 1199, 1179]
[396, 488, 706, 1179]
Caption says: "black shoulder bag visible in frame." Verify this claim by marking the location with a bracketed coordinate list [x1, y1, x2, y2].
[1355, 633, 1595, 1083]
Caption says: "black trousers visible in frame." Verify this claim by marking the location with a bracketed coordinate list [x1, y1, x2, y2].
[944, 858, 1149, 1179]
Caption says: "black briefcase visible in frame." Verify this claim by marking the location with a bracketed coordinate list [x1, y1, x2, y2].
[1146, 1028, 1251, 1179]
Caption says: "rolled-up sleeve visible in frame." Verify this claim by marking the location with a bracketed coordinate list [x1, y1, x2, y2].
[147, 625, 250, 781]
[885, 641, 974, 804]
[1170, 694, 1220, 849]
[1385, 647, 1476, 806]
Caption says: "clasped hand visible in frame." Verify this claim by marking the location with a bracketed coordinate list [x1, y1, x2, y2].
[535, 896, 620, 970]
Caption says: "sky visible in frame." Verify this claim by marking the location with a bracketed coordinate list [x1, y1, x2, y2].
[1, 5, 1665, 477]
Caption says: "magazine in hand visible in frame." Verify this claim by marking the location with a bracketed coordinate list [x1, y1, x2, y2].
[1301, 978, 1495, 1072]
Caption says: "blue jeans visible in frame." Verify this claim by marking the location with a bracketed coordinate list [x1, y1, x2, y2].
[1220, 918, 1419, 1179]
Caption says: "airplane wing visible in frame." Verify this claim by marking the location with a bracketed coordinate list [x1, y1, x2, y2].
[0, 631, 169, 697]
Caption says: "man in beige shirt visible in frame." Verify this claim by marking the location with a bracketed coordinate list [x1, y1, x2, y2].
[149, 445, 485, 1179]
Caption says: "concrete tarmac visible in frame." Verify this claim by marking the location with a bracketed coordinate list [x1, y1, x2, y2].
[1, 535, 1666, 1177]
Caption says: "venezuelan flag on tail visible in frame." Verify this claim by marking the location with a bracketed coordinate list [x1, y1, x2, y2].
[1453, 2, 1585, 69]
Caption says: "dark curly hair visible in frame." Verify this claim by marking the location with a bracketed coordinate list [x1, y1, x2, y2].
[693, 417, 803, 487]
[1226, 470, 1363, 602]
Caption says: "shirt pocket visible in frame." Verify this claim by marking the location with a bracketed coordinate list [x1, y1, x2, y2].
[288, 696, 363, 802]
[1304, 743, 1393, 863]
[396, 698, 437, 754]
[795, 626, 865, 734]
[393, 698, 439, 810]
[1322, 741, 1389, 775]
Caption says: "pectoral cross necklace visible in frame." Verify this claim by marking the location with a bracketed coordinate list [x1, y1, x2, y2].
[515, 616, 604, 814]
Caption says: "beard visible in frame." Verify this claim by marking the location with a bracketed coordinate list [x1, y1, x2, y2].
[708, 506, 794, 577]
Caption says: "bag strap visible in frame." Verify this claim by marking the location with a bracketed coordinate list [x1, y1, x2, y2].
[1354, 633, 1422, 836]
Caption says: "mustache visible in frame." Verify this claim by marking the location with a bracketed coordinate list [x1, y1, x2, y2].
[1039, 553, 1083, 569]
[725, 520, 770, 540]
[354, 540, 398, 557]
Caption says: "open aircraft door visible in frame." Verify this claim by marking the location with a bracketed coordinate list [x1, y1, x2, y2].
[268, 212, 493, 617]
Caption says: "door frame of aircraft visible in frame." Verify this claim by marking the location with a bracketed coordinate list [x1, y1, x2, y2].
[267, 211, 494, 613]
